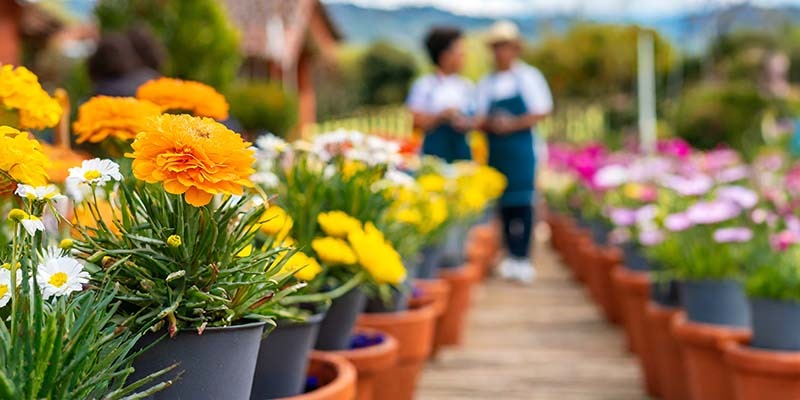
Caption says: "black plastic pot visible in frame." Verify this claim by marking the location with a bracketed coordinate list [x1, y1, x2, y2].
[682, 279, 750, 327]
[650, 278, 682, 308]
[130, 320, 266, 400]
[750, 298, 800, 350]
[251, 313, 325, 399]
[621, 242, 650, 271]
[440, 223, 468, 269]
[416, 245, 443, 280]
[363, 284, 410, 313]
[315, 288, 367, 350]
[588, 219, 611, 246]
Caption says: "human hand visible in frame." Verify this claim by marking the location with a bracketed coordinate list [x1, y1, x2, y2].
[439, 108, 460, 123]
[452, 114, 474, 132]
[489, 114, 516, 134]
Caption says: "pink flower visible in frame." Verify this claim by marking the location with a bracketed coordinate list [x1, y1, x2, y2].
[661, 174, 714, 196]
[716, 186, 759, 209]
[713, 227, 753, 243]
[771, 230, 800, 251]
[593, 165, 628, 189]
[609, 228, 631, 245]
[657, 138, 692, 159]
[702, 148, 742, 172]
[715, 166, 750, 183]
[609, 208, 636, 227]
[686, 200, 741, 225]
[786, 165, 800, 195]
[635, 205, 658, 224]
[639, 229, 665, 246]
[665, 213, 693, 232]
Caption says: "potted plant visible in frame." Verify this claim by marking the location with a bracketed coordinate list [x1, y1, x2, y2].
[327, 328, 399, 400]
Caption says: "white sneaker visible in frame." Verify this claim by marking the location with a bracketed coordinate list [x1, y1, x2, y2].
[513, 258, 536, 284]
[498, 257, 516, 279]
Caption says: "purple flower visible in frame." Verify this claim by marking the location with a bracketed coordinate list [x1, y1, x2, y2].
[751, 208, 769, 224]
[713, 227, 753, 243]
[661, 174, 714, 196]
[686, 200, 741, 225]
[639, 229, 665, 246]
[664, 213, 693, 232]
[787, 216, 800, 234]
[702, 149, 742, 171]
[609, 208, 636, 227]
[635, 204, 658, 224]
[771, 230, 800, 251]
[716, 186, 758, 209]
[715, 166, 750, 183]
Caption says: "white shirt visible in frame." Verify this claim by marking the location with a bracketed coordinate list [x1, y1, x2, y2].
[406, 73, 475, 115]
[476, 61, 553, 116]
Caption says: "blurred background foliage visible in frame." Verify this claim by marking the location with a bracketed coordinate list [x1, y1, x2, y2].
[225, 81, 298, 139]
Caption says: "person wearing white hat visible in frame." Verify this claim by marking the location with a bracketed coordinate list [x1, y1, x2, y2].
[406, 26, 474, 163]
[476, 20, 553, 284]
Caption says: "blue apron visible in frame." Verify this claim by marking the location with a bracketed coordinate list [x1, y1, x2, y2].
[421, 123, 472, 163]
[485, 74, 536, 207]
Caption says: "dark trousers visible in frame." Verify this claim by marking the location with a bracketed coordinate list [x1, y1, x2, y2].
[500, 205, 534, 258]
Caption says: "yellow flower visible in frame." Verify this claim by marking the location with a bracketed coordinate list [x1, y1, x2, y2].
[347, 222, 406, 285]
[276, 250, 322, 281]
[167, 235, 182, 248]
[7, 208, 27, 222]
[71, 199, 121, 236]
[72, 96, 163, 144]
[421, 195, 448, 233]
[127, 114, 255, 207]
[259, 205, 294, 239]
[392, 207, 422, 226]
[236, 244, 253, 257]
[0, 126, 50, 190]
[312, 237, 357, 265]
[623, 183, 643, 200]
[417, 174, 447, 193]
[0, 65, 62, 130]
[317, 211, 362, 238]
[136, 77, 229, 120]
[342, 160, 366, 179]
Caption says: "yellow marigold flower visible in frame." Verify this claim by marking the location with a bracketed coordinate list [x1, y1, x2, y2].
[136, 77, 229, 120]
[317, 211, 362, 238]
[127, 114, 255, 207]
[417, 173, 447, 193]
[341, 160, 365, 179]
[348, 222, 406, 285]
[392, 207, 422, 226]
[167, 235, 182, 248]
[72, 96, 163, 144]
[0, 65, 62, 130]
[421, 195, 448, 233]
[312, 237, 357, 265]
[0, 126, 50, 190]
[276, 250, 322, 281]
[259, 205, 294, 238]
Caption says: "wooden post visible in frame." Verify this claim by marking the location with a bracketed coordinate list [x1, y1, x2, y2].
[637, 30, 657, 154]
[0, 0, 22, 65]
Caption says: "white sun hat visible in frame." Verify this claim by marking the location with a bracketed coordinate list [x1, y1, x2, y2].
[486, 20, 522, 45]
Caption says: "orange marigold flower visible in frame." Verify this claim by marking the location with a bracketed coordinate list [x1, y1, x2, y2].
[136, 77, 229, 120]
[128, 114, 255, 207]
[72, 96, 163, 144]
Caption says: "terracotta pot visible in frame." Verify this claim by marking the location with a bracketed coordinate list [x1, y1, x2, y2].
[645, 302, 690, 400]
[611, 266, 660, 397]
[569, 234, 592, 284]
[356, 301, 437, 400]
[579, 241, 600, 303]
[672, 312, 750, 400]
[327, 329, 399, 400]
[435, 263, 479, 348]
[546, 213, 562, 251]
[595, 247, 623, 325]
[724, 340, 800, 400]
[409, 278, 450, 318]
[466, 241, 493, 280]
[277, 351, 357, 400]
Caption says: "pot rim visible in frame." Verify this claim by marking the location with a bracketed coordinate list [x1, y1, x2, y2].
[275, 312, 327, 329]
[671, 312, 750, 347]
[724, 340, 800, 375]
[328, 328, 399, 369]
[156, 319, 268, 336]
[293, 352, 356, 400]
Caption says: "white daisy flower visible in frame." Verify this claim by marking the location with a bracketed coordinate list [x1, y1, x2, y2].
[36, 256, 90, 298]
[0, 268, 20, 308]
[20, 214, 45, 235]
[255, 134, 289, 160]
[67, 158, 123, 186]
[15, 184, 67, 202]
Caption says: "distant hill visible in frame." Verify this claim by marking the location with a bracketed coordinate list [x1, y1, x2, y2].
[324, 2, 800, 53]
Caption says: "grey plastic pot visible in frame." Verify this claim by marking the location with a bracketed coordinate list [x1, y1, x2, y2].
[130, 320, 266, 400]
[416, 245, 443, 280]
[363, 284, 410, 313]
[315, 288, 367, 350]
[251, 313, 325, 399]
[651, 278, 682, 308]
[621, 242, 650, 271]
[441, 223, 469, 269]
[588, 219, 611, 246]
[682, 279, 750, 327]
[751, 298, 800, 350]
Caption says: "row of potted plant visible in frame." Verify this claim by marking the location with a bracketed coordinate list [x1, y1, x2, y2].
[544, 139, 800, 400]
[0, 64, 505, 399]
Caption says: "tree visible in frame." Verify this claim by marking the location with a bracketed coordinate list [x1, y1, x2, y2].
[95, 0, 241, 89]
[359, 41, 417, 106]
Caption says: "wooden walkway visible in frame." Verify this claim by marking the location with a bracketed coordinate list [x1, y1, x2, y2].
[418, 227, 650, 400]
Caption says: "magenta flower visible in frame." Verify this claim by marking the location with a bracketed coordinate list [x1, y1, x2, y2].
[716, 186, 758, 209]
[639, 229, 665, 246]
[657, 138, 692, 159]
[713, 227, 753, 243]
[661, 174, 713, 196]
[609, 208, 636, 227]
[686, 200, 741, 225]
[664, 213, 693, 232]
[771, 230, 800, 251]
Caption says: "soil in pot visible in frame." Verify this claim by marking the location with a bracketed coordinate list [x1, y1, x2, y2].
[436, 263, 479, 348]
[645, 302, 690, 400]
[672, 312, 750, 400]
[327, 329, 399, 400]
[276, 352, 357, 400]
[130, 320, 266, 400]
[682, 279, 750, 327]
[356, 301, 437, 400]
[252, 313, 325, 399]
[724, 339, 800, 400]
[316, 288, 368, 351]
[750, 298, 800, 351]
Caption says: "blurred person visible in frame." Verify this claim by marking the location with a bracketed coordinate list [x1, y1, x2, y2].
[126, 24, 167, 74]
[87, 31, 159, 97]
[406, 26, 474, 162]
[476, 20, 553, 284]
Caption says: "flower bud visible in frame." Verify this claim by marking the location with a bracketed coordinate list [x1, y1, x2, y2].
[7, 208, 28, 222]
[167, 234, 182, 248]
[59, 238, 74, 250]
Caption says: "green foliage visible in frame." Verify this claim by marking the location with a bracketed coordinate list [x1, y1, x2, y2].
[95, 0, 241, 89]
[360, 41, 417, 106]
[671, 83, 768, 154]
[745, 243, 800, 303]
[226, 81, 298, 138]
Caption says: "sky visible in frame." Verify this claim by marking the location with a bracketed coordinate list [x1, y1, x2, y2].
[324, 0, 800, 17]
